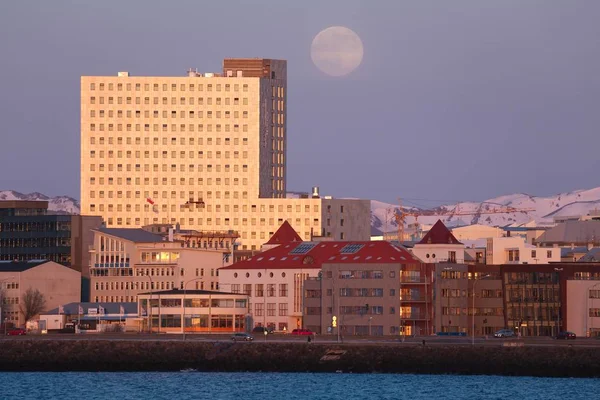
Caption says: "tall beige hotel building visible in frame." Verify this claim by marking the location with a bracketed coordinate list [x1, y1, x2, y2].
[81, 58, 370, 250]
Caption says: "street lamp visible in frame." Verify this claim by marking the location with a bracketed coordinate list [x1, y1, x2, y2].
[472, 274, 491, 346]
[183, 277, 204, 341]
[144, 274, 153, 333]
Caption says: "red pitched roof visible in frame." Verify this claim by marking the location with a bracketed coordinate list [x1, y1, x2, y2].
[221, 240, 422, 270]
[418, 220, 462, 245]
[265, 221, 302, 245]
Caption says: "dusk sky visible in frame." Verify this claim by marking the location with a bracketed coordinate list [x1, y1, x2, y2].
[1, 0, 599, 205]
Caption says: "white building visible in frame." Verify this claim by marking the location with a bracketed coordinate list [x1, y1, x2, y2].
[485, 236, 561, 264]
[451, 224, 503, 241]
[89, 227, 229, 303]
[412, 220, 465, 264]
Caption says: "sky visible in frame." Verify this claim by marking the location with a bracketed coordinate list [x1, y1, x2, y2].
[0, 0, 599, 205]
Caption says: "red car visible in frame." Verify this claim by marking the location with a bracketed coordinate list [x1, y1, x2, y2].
[291, 329, 314, 336]
[7, 328, 26, 336]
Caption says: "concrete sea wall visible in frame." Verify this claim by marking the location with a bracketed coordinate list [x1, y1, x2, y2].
[1, 341, 600, 377]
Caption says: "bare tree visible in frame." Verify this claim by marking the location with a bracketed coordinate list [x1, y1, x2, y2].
[19, 288, 46, 324]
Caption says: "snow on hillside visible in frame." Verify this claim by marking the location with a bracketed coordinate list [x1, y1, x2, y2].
[0, 190, 80, 214]
[371, 187, 600, 235]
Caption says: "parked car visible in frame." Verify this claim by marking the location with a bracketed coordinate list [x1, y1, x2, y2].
[493, 329, 515, 338]
[291, 328, 314, 336]
[252, 326, 274, 334]
[557, 331, 576, 340]
[231, 333, 254, 342]
[6, 328, 26, 336]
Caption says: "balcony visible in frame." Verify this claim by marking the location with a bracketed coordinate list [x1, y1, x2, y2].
[400, 295, 427, 302]
[93, 263, 130, 268]
[400, 277, 427, 284]
[401, 314, 428, 321]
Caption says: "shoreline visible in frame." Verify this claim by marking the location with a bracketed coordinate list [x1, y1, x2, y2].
[1, 340, 600, 377]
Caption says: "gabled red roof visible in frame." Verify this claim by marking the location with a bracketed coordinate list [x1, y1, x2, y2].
[265, 221, 302, 245]
[418, 220, 462, 245]
[221, 240, 422, 270]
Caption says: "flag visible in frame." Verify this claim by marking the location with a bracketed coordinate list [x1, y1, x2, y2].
[59, 305, 64, 314]
[120, 305, 125, 315]
[78, 305, 84, 315]
[99, 305, 105, 315]
[146, 198, 155, 205]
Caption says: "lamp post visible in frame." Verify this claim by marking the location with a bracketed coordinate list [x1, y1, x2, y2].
[145, 275, 153, 333]
[472, 274, 491, 346]
[183, 277, 204, 341]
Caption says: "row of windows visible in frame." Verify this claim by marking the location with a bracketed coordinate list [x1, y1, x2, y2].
[0, 282, 19, 290]
[89, 96, 250, 106]
[442, 307, 504, 316]
[89, 122, 252, 132]
[0, 221, 71, 233]
[90, 149, 250, 159]
[253, 303, 288, 317]
[89, 110, 251, 120]
[89, 136, 253, 146]
[89, 82, 250, 92]
[90, 200, 318, 215]
[89, 163, 250, 173]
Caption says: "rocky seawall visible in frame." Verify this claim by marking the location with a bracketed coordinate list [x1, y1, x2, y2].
[1, 341, 600, 377]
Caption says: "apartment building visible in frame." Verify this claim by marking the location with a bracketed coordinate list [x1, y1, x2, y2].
[89, 227, 227, 303]
[80, 58, 370, 250]
[0, 260, 81, 327]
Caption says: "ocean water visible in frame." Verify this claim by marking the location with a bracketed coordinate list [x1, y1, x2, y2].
[0, 372, 596, 400]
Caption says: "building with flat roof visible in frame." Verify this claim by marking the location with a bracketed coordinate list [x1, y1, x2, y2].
[0, 200, 103, 279]
[80, 58, 370, 251]
[137, 289, 249, 334]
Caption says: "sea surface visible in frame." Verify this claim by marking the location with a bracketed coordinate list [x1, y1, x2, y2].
[0, 372, 597, 400]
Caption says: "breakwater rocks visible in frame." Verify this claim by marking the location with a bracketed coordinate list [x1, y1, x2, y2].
[1, 340, 600, 377]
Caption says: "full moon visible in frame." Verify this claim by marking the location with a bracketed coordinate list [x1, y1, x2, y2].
[311, 26, 364, 77]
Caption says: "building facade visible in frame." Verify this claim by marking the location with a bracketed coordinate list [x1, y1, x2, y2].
[0, 200, 103, 277]
[486, 236, 561, 264]
[89, 228, 228, 303]
[0, 260, 81, 327]
[80, 58, 370, 251]
[137, 289, 249, 334]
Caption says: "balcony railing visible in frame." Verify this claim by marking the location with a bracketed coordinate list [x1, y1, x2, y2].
[400, 277, 427, 284]
[93, 263, 130, 268]
[402, 313, 427, 320]
[400, 295, 426, 302]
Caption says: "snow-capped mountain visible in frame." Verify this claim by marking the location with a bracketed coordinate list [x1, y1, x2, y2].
[3, 187, 600, 234]
[371, 187, 600, 235]
[0, 190, 80, 215]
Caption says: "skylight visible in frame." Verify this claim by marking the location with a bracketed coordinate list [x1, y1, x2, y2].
[290, 242, 317, 255]
[340, 244, 364, 254]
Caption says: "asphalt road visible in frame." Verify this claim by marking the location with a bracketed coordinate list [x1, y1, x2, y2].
[1, 333, 599, 347]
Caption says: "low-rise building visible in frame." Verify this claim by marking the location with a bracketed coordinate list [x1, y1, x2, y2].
[451, 224, 503, 241]
[137, 289, 249, 334]
[486, 236, 561, 264]
[0, 260, 81, 327]
[39, 302, 139, 332]
[89, 227, 228, 303]
[412, 220, 465, 264]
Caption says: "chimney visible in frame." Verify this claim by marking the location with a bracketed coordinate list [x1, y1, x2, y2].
[312, 186, 320, 198]
[168, 228, 174, 242]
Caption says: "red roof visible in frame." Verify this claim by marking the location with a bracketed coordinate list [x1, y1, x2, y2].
[265, 221, 303, 245]
[418, 220, 462, 245]
[221, 240, 422, 270]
